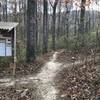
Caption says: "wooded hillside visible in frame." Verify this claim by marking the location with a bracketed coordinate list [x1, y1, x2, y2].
[0, 0, 100, 100]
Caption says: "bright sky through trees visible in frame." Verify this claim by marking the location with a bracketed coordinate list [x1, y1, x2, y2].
[72, 0, 100, 11]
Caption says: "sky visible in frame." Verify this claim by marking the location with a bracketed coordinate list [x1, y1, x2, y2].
[90, 1, 100, 11]
[0, 0, 100, 14]
[72, 0, 100, 11]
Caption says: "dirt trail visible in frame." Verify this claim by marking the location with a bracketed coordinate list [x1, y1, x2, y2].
[35, 52, 62, 100]
[0, 52, 99, 99]
[0, 52, 62, 100]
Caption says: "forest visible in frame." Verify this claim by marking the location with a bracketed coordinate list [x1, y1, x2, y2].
[0, 0, 100, 100]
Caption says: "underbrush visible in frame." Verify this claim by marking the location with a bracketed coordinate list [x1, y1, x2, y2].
[55, 57, 100, 100]
[0, 57, 13, 76]
[0, 52, 53, 77]
[0, 83, 42, 100]
[0, 57, 13, 64]
[16, 57, 45, 76]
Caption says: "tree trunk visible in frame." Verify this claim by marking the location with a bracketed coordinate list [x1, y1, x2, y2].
[51, 0, 59, 50]
[0, 2, 1, 21]
[3, 0, 7, 21]
[27, 0, 37, 62]
[13, 0, 17, 21]
[65, 4, 69, 50]
[52, 8, 56, 50]
[78, 0, 86, 47]
[43, 0, 48, 53]
[57, 0, 61, 38]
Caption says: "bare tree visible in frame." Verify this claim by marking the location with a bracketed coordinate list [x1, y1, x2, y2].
[0, 1, 1, 21]
[57, 0, 61, 38]
[78, 0, 86, 47]
[2, 0, 7, 21]
[50, 0, 59, 50]
[27, 0, 37, 61]
[43, 0, 48, 53]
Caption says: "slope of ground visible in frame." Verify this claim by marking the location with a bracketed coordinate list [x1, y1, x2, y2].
[0, 52, 62, 100]
[55, 50, 100, 100]
[0, 52, 53, 77]
[0, 50, 100, 100]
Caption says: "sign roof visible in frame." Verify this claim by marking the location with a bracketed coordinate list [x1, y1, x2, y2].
[0, 22, 18, 31]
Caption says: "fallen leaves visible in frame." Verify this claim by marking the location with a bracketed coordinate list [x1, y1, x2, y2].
[0, 52, 54, 77]
[55, 51, 100, 99]
[0, 86, 39, 100]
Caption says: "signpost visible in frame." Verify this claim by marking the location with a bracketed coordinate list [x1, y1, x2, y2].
[0, 22, 18, 76]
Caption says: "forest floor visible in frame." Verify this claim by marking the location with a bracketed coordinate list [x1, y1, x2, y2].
[0, 50, 100, 100]
[55, 50, 100, 100]
[0, 52, 54, 77]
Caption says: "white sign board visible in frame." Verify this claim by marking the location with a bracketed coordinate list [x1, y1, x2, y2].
[0, 39, 12, 56]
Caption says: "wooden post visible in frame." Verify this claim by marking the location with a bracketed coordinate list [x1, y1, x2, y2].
[13, 28, 17, 76]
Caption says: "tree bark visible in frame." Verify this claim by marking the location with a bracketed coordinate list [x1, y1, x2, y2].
[57, 0, 61, 38]
[43, 0, 48, 53]
[51, 0, 59, 50]
[78, 0, 86, 47]
[52, 8, 56, 50]
[3, 0, 7, 21]
[27, 0, 37, 62]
